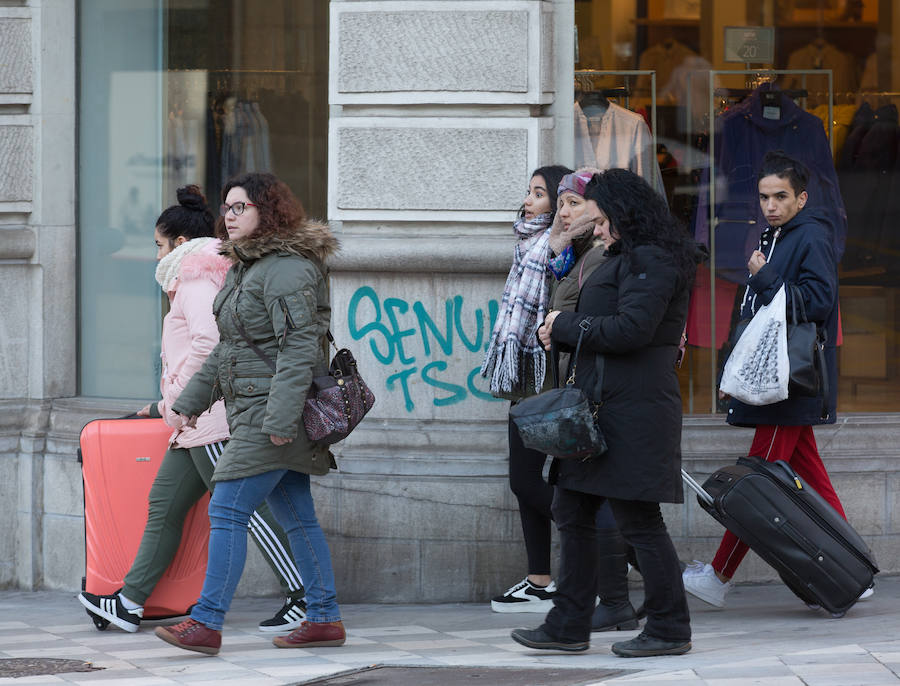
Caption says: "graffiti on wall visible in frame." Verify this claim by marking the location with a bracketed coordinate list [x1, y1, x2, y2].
[347, 286, 504, 412]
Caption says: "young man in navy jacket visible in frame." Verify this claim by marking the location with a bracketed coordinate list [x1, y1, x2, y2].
[683, 150, 872, 607]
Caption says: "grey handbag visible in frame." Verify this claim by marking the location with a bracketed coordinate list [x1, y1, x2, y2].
[509, 317, 607, 460]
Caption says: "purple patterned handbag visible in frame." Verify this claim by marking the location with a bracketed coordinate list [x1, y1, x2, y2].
[302, 340, 375, 444]
[233, 317, 375, 445]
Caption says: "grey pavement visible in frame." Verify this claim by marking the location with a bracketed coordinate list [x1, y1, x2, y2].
[1, 577, 898, 686]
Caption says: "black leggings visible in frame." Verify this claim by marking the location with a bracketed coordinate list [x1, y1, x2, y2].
[508, 415, 627, 577]
[508, 416, 554, 575]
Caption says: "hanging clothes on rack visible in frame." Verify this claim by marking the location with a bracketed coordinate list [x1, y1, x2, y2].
[782, 40, 856, 107]
[809, 103, 857, 163]
[693, 83, 847, 286]
[635, 39, 697, 99]
[574, 99, 665, 197]
[837, 102, 900, 275]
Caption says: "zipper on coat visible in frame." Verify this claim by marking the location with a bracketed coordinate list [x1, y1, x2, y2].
[278, 296, 296, 352]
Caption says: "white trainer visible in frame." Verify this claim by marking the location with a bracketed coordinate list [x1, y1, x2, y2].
[858, 584, 874, 601]
[490, 578, 556, 613]
[682, 563, 731, 608]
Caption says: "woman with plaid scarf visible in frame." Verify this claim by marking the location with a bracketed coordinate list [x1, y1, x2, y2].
[483, 167, 639, 631]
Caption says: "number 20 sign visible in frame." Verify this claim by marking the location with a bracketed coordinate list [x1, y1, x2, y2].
[724, 26, 775, 64]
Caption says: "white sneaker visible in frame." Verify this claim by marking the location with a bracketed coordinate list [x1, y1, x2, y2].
[858, 584, 874, 601]
[490, 578, 556, 613]
[682, 563, 731, 608]
[683, 560, 707, 577]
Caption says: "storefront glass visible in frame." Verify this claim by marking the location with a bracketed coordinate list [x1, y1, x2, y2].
[574, 0, 899, 414]
[78, 0, 328, 398]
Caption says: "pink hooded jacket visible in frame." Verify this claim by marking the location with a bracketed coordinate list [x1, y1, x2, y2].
[157, 239, 230, 448]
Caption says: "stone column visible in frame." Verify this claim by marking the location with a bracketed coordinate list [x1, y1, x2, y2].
[325, 0, 556, 601]
[0, 0, 77, 589]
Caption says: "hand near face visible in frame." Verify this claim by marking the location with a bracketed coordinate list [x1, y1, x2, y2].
[748, 250, 767, 275]
[538, 310, 561, 351]
[548, 212, 595, 255]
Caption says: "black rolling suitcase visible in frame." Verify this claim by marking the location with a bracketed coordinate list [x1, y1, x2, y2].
[681, 456, 878, 616]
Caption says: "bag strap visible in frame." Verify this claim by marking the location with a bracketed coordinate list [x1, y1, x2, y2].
[566, 316, 595, 384]
[232, 312, 277, 374]
[549, 343, 561, 389]
[788, 283, 809, 325]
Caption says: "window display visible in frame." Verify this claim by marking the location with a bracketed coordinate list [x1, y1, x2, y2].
[78, 0, 327, 398]
[574, 0, 898, 414]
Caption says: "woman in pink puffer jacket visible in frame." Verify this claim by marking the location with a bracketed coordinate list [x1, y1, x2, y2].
[78, 185, 308, 635]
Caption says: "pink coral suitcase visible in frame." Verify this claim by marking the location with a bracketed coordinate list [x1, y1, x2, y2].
[79, 417, 210, 628]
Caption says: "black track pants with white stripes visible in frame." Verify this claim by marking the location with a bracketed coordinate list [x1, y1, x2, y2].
[122, 440, 304, 605]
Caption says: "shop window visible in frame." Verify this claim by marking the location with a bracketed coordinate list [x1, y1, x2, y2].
[573, 0, 899, 414]
[78, 0, 328, 398]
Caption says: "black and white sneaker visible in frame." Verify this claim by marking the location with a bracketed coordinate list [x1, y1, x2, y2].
[491, 578, 556, 613]
[78, 591, 143, 632]
[258, 597, 308, 632]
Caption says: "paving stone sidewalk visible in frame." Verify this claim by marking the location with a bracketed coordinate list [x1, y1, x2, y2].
[0, 577, 898, 685]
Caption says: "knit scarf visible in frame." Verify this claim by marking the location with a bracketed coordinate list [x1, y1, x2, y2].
[154, 236, 216, 292]
[481, 212, 553, 395]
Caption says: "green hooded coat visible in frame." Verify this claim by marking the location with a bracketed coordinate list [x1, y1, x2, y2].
[172, 220, 338, 481]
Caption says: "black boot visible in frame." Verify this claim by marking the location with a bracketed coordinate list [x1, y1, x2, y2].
[592, 528, 640, 632]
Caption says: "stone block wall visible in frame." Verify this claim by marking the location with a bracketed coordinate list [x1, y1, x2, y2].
[323, 0, 556, 601]
[0, 0, 77, 590]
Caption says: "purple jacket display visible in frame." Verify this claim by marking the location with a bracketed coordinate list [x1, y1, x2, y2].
[694, 84, 847, 283]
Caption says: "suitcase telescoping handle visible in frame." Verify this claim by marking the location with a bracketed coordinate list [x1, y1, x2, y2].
[681, 468, 714, 507]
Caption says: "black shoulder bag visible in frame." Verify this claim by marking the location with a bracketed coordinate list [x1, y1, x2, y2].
[786, 284, 829, 417]
[509, 317, 608, 460]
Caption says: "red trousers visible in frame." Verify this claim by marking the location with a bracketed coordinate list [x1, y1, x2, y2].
[711, 424, 847, 579]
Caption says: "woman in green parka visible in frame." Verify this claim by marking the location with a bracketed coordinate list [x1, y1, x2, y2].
[154, 172, 344, 655]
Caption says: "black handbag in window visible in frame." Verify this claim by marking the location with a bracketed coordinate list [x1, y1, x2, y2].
[509, 317, 607, 460]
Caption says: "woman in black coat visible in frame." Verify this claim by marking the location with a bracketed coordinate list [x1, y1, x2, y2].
[511, 169, 699, 658]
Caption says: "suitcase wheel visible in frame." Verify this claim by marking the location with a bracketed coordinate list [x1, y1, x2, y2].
[830, 611, 846, 619]
[85, 608, 110, 631]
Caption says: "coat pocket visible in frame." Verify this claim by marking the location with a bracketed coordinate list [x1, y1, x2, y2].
[232, 376, 272, 397]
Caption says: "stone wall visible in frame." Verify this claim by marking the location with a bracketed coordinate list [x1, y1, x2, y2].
[0, 0, 77, 590]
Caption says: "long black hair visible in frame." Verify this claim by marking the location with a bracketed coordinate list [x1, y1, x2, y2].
[518, 165, 572, 221]
[155, 185, 216, 244]
[584, 169, 698, 286]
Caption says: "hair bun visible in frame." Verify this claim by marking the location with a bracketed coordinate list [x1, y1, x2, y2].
[177, 184, 208, 212]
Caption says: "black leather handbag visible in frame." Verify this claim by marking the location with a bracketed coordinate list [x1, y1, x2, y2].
[787, 284, 827, 399]
[509, 317, 607, 460]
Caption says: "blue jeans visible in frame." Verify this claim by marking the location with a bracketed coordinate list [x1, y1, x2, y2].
[191, 469, 340, 630]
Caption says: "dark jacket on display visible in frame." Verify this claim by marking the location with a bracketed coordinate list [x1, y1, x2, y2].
[173, 221, 338, 481]
[727, 207, 838, 428]
[550, 243, 692, 504]
[694, 84, 847, 281]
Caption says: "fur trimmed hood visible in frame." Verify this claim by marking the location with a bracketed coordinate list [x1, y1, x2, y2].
[179, 240, 230, 289]
[220, 220, 338, 265]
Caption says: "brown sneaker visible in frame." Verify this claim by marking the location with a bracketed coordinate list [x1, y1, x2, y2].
[272, 620, 346, 648]
[154, 618, 222, 655]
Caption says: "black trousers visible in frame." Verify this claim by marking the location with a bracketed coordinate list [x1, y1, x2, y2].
[543, 486, 691, 643]
[508, 417, 554, 575]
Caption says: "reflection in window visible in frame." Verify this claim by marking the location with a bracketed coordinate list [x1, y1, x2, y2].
[78, 0, 328, 398]
[573, 0, 898, 413]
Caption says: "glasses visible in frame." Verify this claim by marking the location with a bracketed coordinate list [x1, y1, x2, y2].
[219, 201, 258, 217]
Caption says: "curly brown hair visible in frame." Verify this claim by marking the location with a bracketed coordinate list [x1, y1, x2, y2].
[217, 172, 307, 240]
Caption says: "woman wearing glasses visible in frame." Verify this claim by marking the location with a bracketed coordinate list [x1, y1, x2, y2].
[78, 185, 308, 635]
[155, 172, 342, 655]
